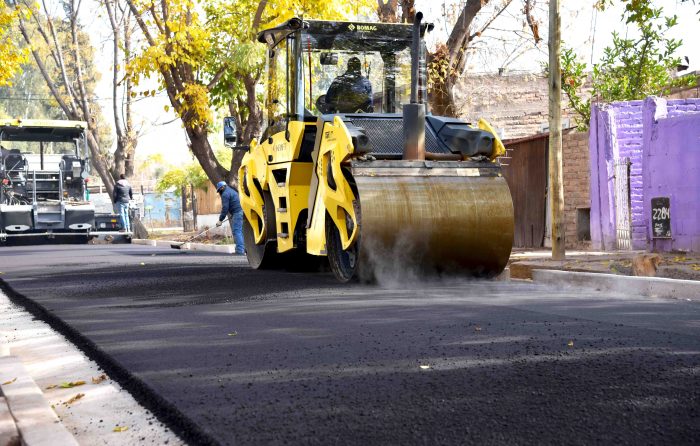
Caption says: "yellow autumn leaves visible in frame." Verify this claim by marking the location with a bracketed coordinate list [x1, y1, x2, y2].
[0, 3, 29, 86]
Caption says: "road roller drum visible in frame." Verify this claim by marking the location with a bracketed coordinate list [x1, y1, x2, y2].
[350, 161, 513, 280]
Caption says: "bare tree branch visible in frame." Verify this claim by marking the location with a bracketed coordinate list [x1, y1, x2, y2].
[16, 15, 73, 116]
[69, 0, 91, 121]
[253, 1, 268, 33]
[105, 0, 125, 139]
[524, 0, 541, 43]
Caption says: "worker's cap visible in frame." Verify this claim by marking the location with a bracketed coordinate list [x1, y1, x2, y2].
[216, 181, 227, 191]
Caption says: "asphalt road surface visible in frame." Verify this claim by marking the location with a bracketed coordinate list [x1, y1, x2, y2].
[0, 244, 698, 445]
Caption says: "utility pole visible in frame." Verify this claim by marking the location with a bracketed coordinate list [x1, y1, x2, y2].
[549, 0, 565, 260]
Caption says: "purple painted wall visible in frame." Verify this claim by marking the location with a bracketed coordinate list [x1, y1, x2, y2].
[642, 97, 700, 252]
[589, 104, 615, 250]
[590, 96, 700, 252]
[589, 101, 645, 250]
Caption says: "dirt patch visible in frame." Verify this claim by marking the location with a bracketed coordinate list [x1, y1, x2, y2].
[148, 230, 233, 245]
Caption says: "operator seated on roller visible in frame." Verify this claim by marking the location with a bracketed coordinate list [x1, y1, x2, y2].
[317, 57, 373, 114]
[215, 180, 245, 255]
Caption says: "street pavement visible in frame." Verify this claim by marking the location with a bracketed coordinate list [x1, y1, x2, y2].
[0, 244, 698, 445]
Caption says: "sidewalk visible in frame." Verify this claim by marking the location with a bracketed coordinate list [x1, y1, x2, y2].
[0, 290, 185, 446]
[509, 249, 700, 281]
[508, 249, 700, 300]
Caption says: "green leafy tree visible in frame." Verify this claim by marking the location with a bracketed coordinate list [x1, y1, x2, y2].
[562, 0, 695, 129]
[156, 148, 231, 194]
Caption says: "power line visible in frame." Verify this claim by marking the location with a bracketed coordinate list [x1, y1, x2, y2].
[0, 93, 168, 102]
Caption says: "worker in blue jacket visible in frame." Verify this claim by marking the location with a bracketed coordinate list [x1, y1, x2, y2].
[215, 181, 245, 255]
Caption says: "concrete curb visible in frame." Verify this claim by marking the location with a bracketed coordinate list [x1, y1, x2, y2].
[154, 240, 177, 248]
[0, 356, 78, 446]
[531, 269, 700, 299]
[132, 239, 239, 255]
[131, 239, 156, 246]
[188, 243, 237, 254]
[0, 396, 20, 446]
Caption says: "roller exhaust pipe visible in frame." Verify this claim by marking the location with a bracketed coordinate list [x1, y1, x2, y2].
[403, 12, 425, 161]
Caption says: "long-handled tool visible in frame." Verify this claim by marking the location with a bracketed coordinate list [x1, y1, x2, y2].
[170, 218, 228, 250]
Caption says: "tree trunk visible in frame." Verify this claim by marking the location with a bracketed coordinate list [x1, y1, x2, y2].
[242, 74, 262, 144]
[377, 0, 399, 22]
[122, 10, 138, 178]
[187, 126, 228, 186]
[225, 72, 263, 186]
[401, 0, 416, 23]
[86, 130, 116, 196]
[429, 80, 457, 117]
[106, 0, 138, 180]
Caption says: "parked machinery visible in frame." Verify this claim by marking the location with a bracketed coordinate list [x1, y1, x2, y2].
[229, 15, 514, 282]
[0, 119, 95, 242]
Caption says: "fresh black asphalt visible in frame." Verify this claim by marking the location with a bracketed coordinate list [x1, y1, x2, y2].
[0, 244, 698, 445]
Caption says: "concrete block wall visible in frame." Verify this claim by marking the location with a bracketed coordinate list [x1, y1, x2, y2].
[454, 73, 582, 139]
[609, 101, 647, 248]
[665, 98, 700, 118]
[663, 81, 700, 101]
[562, 130, 591, 248]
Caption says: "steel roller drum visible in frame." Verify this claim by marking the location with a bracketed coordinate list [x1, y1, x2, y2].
[351, 162, 514, 278]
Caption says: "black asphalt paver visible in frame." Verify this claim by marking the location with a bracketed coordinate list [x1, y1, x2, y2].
[0, 244, 698, 445]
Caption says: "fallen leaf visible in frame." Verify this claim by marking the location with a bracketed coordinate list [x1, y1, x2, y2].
[227, 331, 238, 337]
[113, 426, 129, 432]
[2, 377, 17, 385]
[567, 340, 574, 347]
[45, 384, 58, 390]
[419, 365, 431, 370]
[92, 374, 107, 384]
[63, 393, 85, 405]
[60, 380, 86, 388]
[474, 326, 482, 332]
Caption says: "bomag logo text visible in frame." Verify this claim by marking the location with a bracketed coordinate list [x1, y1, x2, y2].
[348, 24, 377, 32]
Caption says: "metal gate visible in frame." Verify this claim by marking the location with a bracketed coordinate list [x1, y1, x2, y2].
[614, 157, 632, 250]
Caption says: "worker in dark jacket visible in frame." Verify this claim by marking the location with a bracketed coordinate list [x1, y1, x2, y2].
[215, 181, 245, 255]
[112, 174, 133, 233]
[322, 57, 373, 113]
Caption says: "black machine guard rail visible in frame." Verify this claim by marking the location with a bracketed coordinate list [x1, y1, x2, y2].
[0, 230, 132, 240]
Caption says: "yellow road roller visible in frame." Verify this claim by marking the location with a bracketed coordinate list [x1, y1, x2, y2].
[227, 14, 514, 282]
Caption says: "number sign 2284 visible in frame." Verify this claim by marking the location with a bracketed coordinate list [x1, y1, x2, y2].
[652, 206, 670, 220]
[650, 197, 671, 238]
